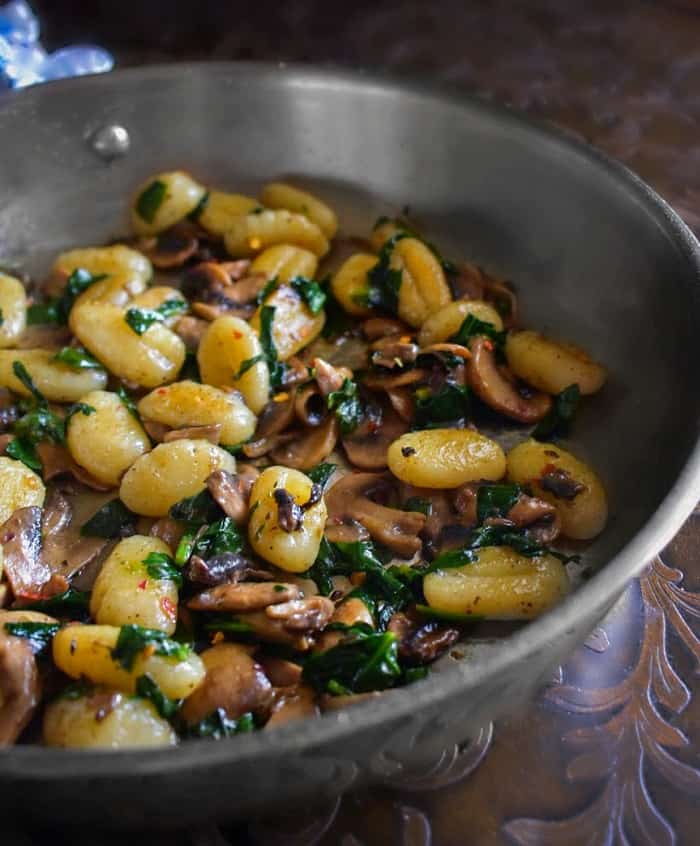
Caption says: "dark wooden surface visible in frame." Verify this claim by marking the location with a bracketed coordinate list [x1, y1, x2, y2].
[9, 2, 700, 843]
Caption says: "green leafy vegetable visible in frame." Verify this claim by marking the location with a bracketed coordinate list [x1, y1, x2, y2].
[402, 497, 432, 516]
[4, 621, 60, 654]
[533, 383, 581, 440]
[52, 347, 104, 370]
[27, 269, 107, 325]
[366, 234, 407, 313]
[327, 378, 363, 434]
[0, 307, 4, 326]
[451, 313, 506, 350]
[174, 530, 196, 567]
[255, 276, 279, 305]
[371, 217, 457, 276]
[476, 484, 522, 522]
[136, 179, 167, 223]
[64, 402, 96, 425]
[135, 674, 181, 719]
[202, 617, 255, 636]
[143, 552, 183, 588]
[290, 275, 327, 314]
[191, 518, 243, 559]
[111, 624, 191, 671]
[12, 359, 45, 405]
[5, 438, 41, 470]
[17, 588, 90, 614]
[116, 386, 140, 419]
[258, 304, 287, 389]
[321, 284, 353, 339]
[125, 299, 187, 335]
[184, 708, 255, 740]
[187, 190, 209, 222]
[413, 382, 470, 429]
[9, 360, 67, 468]
[180, 349, 201, 382]
[234, 354, 265, 379]
[169, 488, 223, 524]
[81, 498, 136, 538]
[307, 462, 337, 490]
[303, 625, 401, 694]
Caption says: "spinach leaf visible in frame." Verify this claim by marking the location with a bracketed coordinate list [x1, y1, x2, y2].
[17, 588, 90, 614]
[64, 402, 96, 425]
[111, 624, 191, 671]
[52, 347, 104, 370]
[12, 359, 46, 405]
[125, 299, 187, 335]
[203, 617, 255, 636]
[191, 518, 243, 559]
[303, 626, 401, 693]
[366, 234, 406, 313]
[116, 386, 140, 419]
[290, 276, 326, 314]
[451, 313, 506, 350]
[0, 307, 4, 326]
[136, 179, 167, 223]
[187, 190, 209, 222]
[4, 621, 60, 654]
[533, 383, 580, 440]
[371, 217, 457, 276]
[234, 354, 265, 379]
[321, 284, 353, 339]
[27, 269, 107, 325]
[307, 462, 337, 490]
[27, 302, 59, 325]
[135, 674, 181, 719]
[258, 304, 287, 389]
[143, 552, 183, 588]
[413, 382, 470, 429]
[81, 498, 136, 538]
[304, 536, 337, 596]
[5, 438, 41, 470]
[255, 276, 279, 306]
[331, 541, 412, 607]
[184, 708, 255, 740]
[476, 484, 522, 522]
[327, 378, 363, 434]
[169, 488, 223, 524]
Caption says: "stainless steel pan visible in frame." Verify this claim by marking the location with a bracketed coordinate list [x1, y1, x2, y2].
[0, 62, 699, 827]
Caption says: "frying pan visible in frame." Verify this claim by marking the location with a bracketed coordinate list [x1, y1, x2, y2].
[0, 63, 699, 827]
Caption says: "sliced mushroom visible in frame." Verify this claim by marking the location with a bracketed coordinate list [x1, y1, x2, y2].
[181, 261, 233, 300]
[294, 384, 327, 427]
[221, 260, 253, 280]
[316, 597, 374, 651]
[0, 433, 13, 454]
[341, 404, 408, 470]
[0, 507, 50, 599]
[362, 317, 407, 341]
[266, 684, 319, 728]
[257, 656, 303, 688]
[386, 387, 414, 422]
[449, 262, 486, 300]
[242, 431, 296, 459]
[188, 582, 301, 613]
[499, 492, 562, 544]
[180, 643, 274, 725]
[232, 610, 316, 651]
[312, 357, 352, 397]
[280, 356, 311, 389]
[174, 315, 209, 350]
[142, 420, 171, 442]
[324, 521, 370, 544]
[149, 517, 186, 549]
[252, 392, 297, 441]
[326, 473, 426, 557]
[41, 491, 108, 582]
[370, 337, 418, 369]
[540, 468, 585, 500]
[483, 277, 518, 328]
[388, 611, 460, 664]
[419, 342, 471, 360]
[41, 490, 72, 536]
[265, 597, 335, 632]
[466, 337, 551, 423]
[206, 469, 251, 525]
[136, 223, 199, 269]
[270, 415, 339, 470]
[0, 630, 41, 745]
[223, 273, 269, 305]
[163, 423, 222, 445]
[36, 443, 112, 491]
[184, 552, 268, 586]
[362, 368, 430, 391]
[192, 299, 254, 322]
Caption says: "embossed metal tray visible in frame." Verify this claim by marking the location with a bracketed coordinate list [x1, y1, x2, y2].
[0, 62, 699, 828]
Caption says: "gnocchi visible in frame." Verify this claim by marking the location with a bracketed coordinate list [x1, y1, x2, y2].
[55, 245, 152, 307]
[198, 190, 260, 237]
[261, 182, 338, 238]
[418, 299, 504, 347]
[250, 284, 325, 361]
[331, 253, 376, 317]
[392, 237, 452, 328]
[0, 456, 45, 525]
[223, 209, 329, 258]
[250, 244, 319, 283]
[0, 273, 27, 347]
[0, 348, 107, 402]
[131, 171, 206, 235]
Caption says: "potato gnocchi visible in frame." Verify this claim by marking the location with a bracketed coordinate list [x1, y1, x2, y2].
[0, 174, 608, 749]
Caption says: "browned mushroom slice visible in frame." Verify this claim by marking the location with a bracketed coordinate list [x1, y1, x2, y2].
[41, 491, 107, 582]
[492, 492, 561, 544]
[419, 342, 471, 360]
[257, 656, 303, 687]
[206, 469, 250, 525]
[324, 521, 370, 544]
[192, 299, 254, 322]
[0, 630, 41, 745]
[362, 368, 429, 391]
[188, 582, 302, 613]
[483, 277, 518, 328]
[386, 387, 414, 422]
[326, 473, 426, 557]
[174, 315, 209, 350]
[36, 443, 113, 491]
[181, 261, 232, 300]
[362, 317, 407, 341]
[163, 423, 222, 445]
[466, 337, 551, 423]
[136, 223, 198, 269]
[253, 392, 297, 440]
[316, 596, 374, 652]
[280, 356, 310, 389]
[230, 610, 315, 651]
[450, 262, 486, 301]
[400, 483, 454, 543]
[0, 392, 20, 433]
[141, 419, 170, 443]
[265, 597, 335, 632]
[266, 684, 319, 728]
[0, 507, 50, 599]
[149, 517, 186, 549]
[341, 405, 408, 470]
[539, 468, 585, 500]
[224, 273, 269, 304]
[370, 337, 419, 369]
[270, 415, 339, 471]
[312, 357, 352, 397]
[184, 552, 268, 586]
[452, 483, 479, 527]
[294, 384, 327, 427]
[0, 433, 13, 454]
[388, 611, 460, 664]
[220, 260, 252, 280]
[180, 643, 274, 725]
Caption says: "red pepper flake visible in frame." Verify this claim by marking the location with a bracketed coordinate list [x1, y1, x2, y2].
[143, 644, 157, 659]
[161, 597, 177, 619]
[157, 388, 167, 395]
[483, 339, 494, 352]
[137, 579, 148, 591]
[233, 330, 243, 339]
[367, 419, 381, 433]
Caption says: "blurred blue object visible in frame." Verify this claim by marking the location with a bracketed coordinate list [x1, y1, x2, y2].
[0, 1, 113, 88]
